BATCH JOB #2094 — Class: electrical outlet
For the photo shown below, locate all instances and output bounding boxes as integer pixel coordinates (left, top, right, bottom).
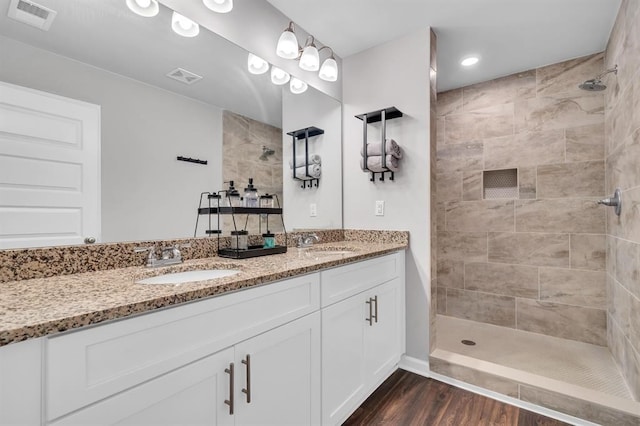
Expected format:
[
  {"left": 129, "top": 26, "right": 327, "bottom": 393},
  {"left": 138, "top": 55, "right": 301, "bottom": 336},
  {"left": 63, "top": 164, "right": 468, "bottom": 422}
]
[
  {"left": 310, "top": 203, "right": 317, "bottom": 217},
  {"left": 375, "top": 200, "right": 384, "bottom": 216}
]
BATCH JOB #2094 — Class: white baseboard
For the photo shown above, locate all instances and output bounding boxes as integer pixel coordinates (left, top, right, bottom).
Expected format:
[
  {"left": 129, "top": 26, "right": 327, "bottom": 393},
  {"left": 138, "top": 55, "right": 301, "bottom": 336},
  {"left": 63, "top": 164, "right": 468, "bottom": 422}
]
[{"left": 398, "top": 355, "right": 429, "bottom": 377}]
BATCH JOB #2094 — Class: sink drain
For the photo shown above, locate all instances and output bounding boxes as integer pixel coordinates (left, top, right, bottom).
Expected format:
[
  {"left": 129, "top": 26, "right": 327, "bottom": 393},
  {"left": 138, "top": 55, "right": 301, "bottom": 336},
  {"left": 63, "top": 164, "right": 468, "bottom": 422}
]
[{"left": 461, "top": 339, "right": 476, "bottom": 346}]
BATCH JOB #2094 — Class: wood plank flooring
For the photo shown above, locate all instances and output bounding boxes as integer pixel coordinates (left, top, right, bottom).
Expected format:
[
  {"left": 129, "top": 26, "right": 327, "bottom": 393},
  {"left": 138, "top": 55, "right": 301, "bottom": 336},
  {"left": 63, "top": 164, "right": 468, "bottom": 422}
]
[{"left": 343, "top": 370, "right": 569, "bottom": 426}]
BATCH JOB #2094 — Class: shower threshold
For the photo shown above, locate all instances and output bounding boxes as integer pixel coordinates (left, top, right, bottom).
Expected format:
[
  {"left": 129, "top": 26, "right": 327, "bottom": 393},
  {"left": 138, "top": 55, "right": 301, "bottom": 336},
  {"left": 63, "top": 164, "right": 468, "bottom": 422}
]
[{"left": 431, "top": 315, "right": 640, "bottom": 425}]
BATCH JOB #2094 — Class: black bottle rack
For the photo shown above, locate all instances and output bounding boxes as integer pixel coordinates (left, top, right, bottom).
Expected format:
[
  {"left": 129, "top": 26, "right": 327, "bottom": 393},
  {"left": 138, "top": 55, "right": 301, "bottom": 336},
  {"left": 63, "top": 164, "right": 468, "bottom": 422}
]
[
  {"left": 194, "top": 193, "right": 287, "bottom": 259},
  {"left": 355, "top": 106, "right": 403, "bottom": 182},
  {"left": 287, "top": 126, "right": 324, "bottom": 189}
]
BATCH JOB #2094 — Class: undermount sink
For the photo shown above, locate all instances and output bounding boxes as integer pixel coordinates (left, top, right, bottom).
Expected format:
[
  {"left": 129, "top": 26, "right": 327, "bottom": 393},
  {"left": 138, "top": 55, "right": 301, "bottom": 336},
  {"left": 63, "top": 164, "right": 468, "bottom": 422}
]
[
  {"left": 136, "top": 269, "right": 241, "bottom": 285},
  {"left": 303, "top": 246, "right": 358, "bottom": 256}
]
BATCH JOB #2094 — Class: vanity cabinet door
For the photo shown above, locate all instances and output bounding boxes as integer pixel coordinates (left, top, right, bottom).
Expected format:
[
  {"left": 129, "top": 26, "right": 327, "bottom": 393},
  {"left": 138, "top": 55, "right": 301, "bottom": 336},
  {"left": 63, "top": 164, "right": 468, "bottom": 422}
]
[
  {"left": 49, "top": 347, "right": 235, "bottom": 426},
  {"left": 233, "top": 312, "right": 321, "bottom": 426}
]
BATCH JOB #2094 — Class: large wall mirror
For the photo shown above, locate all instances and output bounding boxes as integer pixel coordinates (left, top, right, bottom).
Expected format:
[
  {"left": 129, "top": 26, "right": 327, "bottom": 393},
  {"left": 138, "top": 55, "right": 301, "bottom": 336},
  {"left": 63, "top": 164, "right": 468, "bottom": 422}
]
[{"left": 0, "top": 0, "right": 342, "bottom": 249}]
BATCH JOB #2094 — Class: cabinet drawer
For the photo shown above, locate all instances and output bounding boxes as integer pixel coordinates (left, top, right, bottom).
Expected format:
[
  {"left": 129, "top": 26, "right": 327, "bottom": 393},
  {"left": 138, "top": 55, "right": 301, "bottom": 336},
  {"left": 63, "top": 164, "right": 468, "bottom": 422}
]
[
  {"left": 320, "top": 252, "right": 402, "bottom": 307},
  {"left": 46, "top": 273, "right": 320, "bottom": 421}
]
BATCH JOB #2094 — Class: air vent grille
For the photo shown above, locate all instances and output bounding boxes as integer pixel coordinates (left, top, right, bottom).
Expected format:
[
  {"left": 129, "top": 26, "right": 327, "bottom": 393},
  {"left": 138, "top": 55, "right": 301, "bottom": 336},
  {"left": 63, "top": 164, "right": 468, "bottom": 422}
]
[
  {"left": 166, "top": 68, "right": 203, "bottom": 85},
  {"left": 7, "top": 0, "right": 57, "bottom": 31}
]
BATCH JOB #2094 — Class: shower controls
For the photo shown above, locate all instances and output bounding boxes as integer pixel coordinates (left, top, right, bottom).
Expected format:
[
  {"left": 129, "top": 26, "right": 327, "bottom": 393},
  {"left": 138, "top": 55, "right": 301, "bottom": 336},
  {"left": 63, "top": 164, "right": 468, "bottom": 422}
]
[{"left": 597, "top": 188, "right": 622, "bottom": 216}]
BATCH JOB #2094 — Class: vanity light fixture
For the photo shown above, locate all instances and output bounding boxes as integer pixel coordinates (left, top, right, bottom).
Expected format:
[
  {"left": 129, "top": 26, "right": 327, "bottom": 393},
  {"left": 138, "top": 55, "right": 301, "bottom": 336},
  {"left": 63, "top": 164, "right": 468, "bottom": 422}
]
[
  {"left": 276, "top": 21, "right": 299, "bottom": 59},
  {"left": 247, "top": 53, "right": 269, "bottom": 75},
  {"left": 126, "top": 0, "right": 159, "bottom": 17},
  {"left": 318, "top": 47, "right": 338, "bottom": 82},
  {"left": 271, "top": 66, "right": 291, "bottom": 85},
  {"left": 202, "top": 0, "right": 233, "bottom": 13},
  {"left": 290, "top": 77, "right": 308, "bottom": 94},
  {"left": 461, "top": 56, "right": 479, "bottom": 67},
  {"left": 171, "top": 11, "right": 199, "bottom": 37},
  {"left": 299, "top": 36, "right": 319, "bottom": 71}
]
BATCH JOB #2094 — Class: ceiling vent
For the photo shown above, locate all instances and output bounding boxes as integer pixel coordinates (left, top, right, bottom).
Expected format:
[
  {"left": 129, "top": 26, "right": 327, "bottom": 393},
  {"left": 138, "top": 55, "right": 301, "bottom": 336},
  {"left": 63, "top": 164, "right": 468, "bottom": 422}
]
[
  {"left": 7, "top": 0, "right": 57, "bottom": 31},
  {"left": 166, "top": 68, "right": 203, "bottom": 85}
]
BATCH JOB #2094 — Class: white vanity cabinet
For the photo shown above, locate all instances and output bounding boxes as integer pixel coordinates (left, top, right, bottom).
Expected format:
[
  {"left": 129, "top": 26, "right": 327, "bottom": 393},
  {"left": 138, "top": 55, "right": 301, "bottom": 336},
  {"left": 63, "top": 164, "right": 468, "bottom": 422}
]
[{"left": 320, "top": 252, "right": 405, "bottom": 425}]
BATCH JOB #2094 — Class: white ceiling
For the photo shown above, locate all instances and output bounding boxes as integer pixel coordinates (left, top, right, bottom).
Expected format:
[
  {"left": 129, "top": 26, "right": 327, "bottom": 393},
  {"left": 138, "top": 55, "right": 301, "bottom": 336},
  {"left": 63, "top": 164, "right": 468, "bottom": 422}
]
[{"left": 266, "top": 0, "right": 622, "bottom": 92}]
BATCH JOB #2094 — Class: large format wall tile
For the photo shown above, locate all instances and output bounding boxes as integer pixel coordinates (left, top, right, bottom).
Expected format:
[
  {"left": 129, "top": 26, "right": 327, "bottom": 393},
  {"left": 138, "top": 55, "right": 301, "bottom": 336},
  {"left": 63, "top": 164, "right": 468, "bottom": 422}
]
[
  {"left": 615, "top": 237, "right": 639, "bottom": 298},
  {"left": 462, "top": 170, "right": 483, "bottom": 201},
  {"left": 517, "top": 299, "right": 606, "bottom": 345},
  {"left": 516, "top": 199, "right": 605, "bottom": 234},
  {"left": 620, "top": 186, "right": 640, "bottom": 249},
  {"left": 539, "top": 267, "right": 606, "bottom": 309},
  {"left": 437, "top": 259, "right": 464, "bottom": 289},
  {"left": 488, "top": 232, "right": 570, "bottom": 267},
  {"left": 518, "top": 167, "right": 536, "bottom": 199},
  {"left": 462, "top": 70, "right": 536, "bottom": 112},
  {"left": 536, "top": 53, "right": 604, "bottom": 99},
  {"left": 514, "top": 95, "right": 604, "bottom": 133},
  {"left": 608, "top": 275, "right": 631, "bottom": 334},
  {"left": 570, "top": 233, "right": 606, "bottom": 271},
  {"left": 436, "top": 172, "right": 462, "bottom": 202},
  {"left": 437, "top": 88, "right": 463, "bottom": 117},
  {"left": 607, "top": 128, "right": 640, "bottom": 194},
  {"left": 438, "top": 231, "right": 487, "bottom": 262},
  {"left": 446, "top": 288, "right": 516, "bottom": 327},
  {"left": 464, "top": 262, "right": 538, "bottom": 298},
  {"left": 536, "top": 161, "right": 605, "bottom": 198},
  {"left": 445, "top": 104, "right": 514, "bottom": 144},
  {"left": 445, "top": 200, "right": 514, "bottom": 232},
  {"left": 566, "top": 123, "right": 605, "bottom": 162},
  {"left": 437, "top": 142, "right": 484, "bottom": 172},
  {"left": 483, "top": 129, "right": 565, "bottom": 169},
  {"left": 629, "top": 293, "right": 640, "bottom": 355}
]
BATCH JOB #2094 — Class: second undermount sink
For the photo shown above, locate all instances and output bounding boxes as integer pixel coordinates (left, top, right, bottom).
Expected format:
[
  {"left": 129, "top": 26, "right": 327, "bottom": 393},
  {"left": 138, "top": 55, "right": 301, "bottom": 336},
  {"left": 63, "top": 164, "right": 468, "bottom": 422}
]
[
  {"left": 136, "top": 269, "right": 241, "bottom": 285},
  {"left": 304, "top": 246, "right": 358, "bottom": 256}
]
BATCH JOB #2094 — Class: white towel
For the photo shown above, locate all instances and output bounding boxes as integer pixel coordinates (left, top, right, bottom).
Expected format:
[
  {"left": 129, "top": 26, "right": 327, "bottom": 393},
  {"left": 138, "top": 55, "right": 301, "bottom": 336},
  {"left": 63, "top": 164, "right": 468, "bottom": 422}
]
[
  {"left": 360, "top": 139, "right": 402, "bottom": 159},
  {"left": 288, "top": 154, "right": 321, "bottom": 169},
  {"left": 293, "top": 164, "right": 321, "bottom": 180},
  {"left": 360, "top": 155, "right": 400, "bottom": 172}
]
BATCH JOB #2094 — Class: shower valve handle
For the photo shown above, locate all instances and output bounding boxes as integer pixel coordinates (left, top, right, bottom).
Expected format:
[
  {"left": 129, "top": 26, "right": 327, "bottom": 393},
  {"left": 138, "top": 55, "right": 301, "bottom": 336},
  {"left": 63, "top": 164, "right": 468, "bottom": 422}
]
[{"left": 597, "top": 188, "right": 622, "bottom": 216}]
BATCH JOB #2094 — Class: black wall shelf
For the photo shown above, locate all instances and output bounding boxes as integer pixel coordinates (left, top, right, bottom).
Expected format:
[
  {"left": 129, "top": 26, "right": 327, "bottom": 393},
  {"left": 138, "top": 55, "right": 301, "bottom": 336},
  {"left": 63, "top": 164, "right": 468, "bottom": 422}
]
[
  {"left": 287, "top": 126, "right": 324, "bottom": 189},
  {"left": 287, "top": 126, "right": 325, "bottom": 139},
  {"left": 355, "top": 107, "right": 403, "bottom": 124},
  {"left": 355, "top": 106, "right": 403, "bottom": 182}
]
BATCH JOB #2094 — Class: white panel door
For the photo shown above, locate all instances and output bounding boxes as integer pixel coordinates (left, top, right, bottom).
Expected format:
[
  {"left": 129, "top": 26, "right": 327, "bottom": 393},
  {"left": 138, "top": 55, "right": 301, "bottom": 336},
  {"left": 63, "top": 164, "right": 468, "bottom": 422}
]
[{"left": 0, "top": 81, "right": 100, "bottom": 248}]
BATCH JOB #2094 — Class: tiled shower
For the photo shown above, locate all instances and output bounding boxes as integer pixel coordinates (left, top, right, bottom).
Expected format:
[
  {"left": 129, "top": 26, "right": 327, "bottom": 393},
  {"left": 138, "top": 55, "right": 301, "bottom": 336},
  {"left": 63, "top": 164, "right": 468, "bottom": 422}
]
[{"left": 432, "top": 0, "right": 639, "bottom": 418}]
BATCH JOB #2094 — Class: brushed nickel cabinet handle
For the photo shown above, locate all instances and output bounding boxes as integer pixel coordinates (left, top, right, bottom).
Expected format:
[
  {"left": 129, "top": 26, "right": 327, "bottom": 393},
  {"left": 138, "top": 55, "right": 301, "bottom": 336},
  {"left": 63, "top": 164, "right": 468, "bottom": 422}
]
[
  {"left": 242, "top": 354, "right": 251, "bottom": 403},
  {"left": 373, "top": 295, "right": 378, "bottom": 323},
  {"left": 365, "top": 298, "right": 373, "bottom": 326},
  {"left": 224, "top": 362, "right": 235, "bottom": 415}
]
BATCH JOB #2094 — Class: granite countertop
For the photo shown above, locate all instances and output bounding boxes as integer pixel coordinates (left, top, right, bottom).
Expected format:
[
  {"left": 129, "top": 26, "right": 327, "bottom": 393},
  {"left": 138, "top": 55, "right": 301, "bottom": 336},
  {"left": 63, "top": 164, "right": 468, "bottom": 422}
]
[{"left": 0, "top": 240, "right": 406, "bottom": 347}]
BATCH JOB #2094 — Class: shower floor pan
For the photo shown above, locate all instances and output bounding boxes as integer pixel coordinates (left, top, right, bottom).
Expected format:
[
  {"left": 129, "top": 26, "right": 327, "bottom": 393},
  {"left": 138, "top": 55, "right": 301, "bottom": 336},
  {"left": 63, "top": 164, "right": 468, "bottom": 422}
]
[{"left": 431, "top": 315, "right": 640, "bottom": 422}]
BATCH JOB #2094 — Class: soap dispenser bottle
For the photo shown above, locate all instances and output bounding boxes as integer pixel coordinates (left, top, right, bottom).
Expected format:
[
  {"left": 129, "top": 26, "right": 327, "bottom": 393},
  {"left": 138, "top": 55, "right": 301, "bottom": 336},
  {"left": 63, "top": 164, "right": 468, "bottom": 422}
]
[
  {"left": 243, "top": 178, "right": 259, "bottom": 207},
  {"left": 225, "top": 181, "right": 242, "bottom": 208}
]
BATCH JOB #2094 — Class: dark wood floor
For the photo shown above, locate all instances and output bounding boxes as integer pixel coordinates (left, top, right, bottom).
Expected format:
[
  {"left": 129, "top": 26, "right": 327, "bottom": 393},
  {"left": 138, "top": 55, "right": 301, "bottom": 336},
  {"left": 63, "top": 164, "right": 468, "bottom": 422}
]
[{"left": 343, "top": 370, "right": 569, "bottom": 426}]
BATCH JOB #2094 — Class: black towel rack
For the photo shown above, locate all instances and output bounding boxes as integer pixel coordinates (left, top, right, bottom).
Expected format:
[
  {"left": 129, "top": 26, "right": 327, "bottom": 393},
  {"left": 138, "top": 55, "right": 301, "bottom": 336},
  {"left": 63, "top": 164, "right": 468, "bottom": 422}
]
[
  {"left": 355, "top": 106, "right": 403, "bottom": 182},
  {"left": 287, "top": 126, "right": 324, "bottom": 189}
]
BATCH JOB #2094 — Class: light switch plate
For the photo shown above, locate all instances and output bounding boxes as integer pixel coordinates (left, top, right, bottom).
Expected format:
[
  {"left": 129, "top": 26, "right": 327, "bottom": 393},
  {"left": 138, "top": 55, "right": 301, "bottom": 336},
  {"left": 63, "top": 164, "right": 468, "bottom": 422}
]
[
  {"left": 310, "top": 203, "right": 317, "bottom": 217},
  {"left": 375, "top": 200, "right": 384, "bottom": 216}
]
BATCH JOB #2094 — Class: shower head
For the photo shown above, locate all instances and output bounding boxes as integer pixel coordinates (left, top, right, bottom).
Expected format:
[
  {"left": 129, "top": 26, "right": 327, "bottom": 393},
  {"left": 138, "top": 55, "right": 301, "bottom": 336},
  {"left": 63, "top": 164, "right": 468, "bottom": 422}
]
[
  {"left": 578, "top": 65, "right": 618, "bottom": 91},
  {"left": 259, "top": 146, "right": 275, "bottom": 161}
]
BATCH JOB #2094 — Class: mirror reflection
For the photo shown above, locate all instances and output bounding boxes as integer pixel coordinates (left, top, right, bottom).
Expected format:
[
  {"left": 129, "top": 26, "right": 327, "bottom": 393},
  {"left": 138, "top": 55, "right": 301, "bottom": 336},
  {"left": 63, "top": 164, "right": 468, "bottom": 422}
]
[{"left": 0, "top": 0, "right": 342, "bottom": 249}]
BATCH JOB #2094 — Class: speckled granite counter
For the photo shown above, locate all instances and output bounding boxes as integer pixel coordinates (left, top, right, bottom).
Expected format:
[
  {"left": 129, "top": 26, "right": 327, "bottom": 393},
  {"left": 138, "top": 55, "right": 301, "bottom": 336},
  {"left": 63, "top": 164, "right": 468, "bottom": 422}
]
[{"left": 0, "top": 239, "right": 407, "bottom": 347}]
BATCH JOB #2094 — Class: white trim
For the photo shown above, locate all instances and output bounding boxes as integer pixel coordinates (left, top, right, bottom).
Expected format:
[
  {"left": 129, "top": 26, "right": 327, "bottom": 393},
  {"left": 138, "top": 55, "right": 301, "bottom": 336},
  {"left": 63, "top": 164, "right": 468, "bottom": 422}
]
[{"left": 399, "top": 355, "right": 429, "bottom": 377}]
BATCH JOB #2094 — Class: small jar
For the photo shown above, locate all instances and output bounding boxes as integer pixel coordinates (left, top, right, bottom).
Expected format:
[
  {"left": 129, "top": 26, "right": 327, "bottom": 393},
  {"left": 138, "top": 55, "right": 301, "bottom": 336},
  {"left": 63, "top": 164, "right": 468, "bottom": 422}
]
[
  {"left": 227, "top": 192, "right": 242, "bottom": 208},
  {"left": 262, "top": 232, "right": 276, "bottom": 249},
  {"left": 230, "top": 230, "right": 248, "bottom": 250},
  {"left": 243, "top": 178, "right": 259, "bottom": 208},
  {"left": 259, "top": 194, "right": 274, "bottom": 209}
]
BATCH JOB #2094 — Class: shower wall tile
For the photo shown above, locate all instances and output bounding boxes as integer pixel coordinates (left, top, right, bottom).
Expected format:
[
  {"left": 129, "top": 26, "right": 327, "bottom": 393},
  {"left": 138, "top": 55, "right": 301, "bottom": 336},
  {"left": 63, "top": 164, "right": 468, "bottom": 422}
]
[
  {"left": 445, "top": 200, "right": 514, "bottom": 232},
  {"left": 436, "top": 172, "right": 462, "bottom": 202},
  {"left": 570, "top": 233, "right": 606, "bottom": 271},
  {"left": 464, "top": 262, "right": 538, "bottom": 299},
  {"left": 629, "top": 294, "right": 640, "bottom": 355},
  {"left": 514, "top": 95, "right": 604, "bottom": 133},
  {"left": 444, "top": 104, "right": 514, "bottom": 144},
  {"left": 536, "top": 53, "right": 604, "bottom": 99},
  {"left": 488, "top": 232, "right": 570, "bottom": 268},
  {"left": 446, "top": 288, "right": 516, "bottom": 327},
  {"left": 625, "top": 339, "right": 640, "bottom": 400},
  {"left": 436, "top": 286, "right": 447, "bottom": 315},
  {"left": 437, "top": 88, "right": 463, "bottom": 117},
  {"left": 515, "top": 199, "right": 605, "bottom": 234},
  {"left": 516, "top": 299, "right": 606, "bottom": 345},
  {"left": 437, "top": 231, "right": 487, "bottom": 262},
  {"left": 621, "top": 186, "right": 640, "bottom": 249},
  {"left": 536, "top": 161, "right": 605, "bottom": 198},
  {"left": 483, "top": 129, "right": 565, "bottom": 169},
  {"left": 609, "top": 83, "right": 635, "bottom": 154},
  {"left": 437, "top": 259, "right": 464, "bottom": 289},
  {"left": 436, "top": 202, "right": 446, "bottom": 231},
  {"left": 607, "top": 235, "right": 617, "bottom": 277},
  {"left": 462, "top": 170, "right": 483, "bottom": 201},
  {"left": 539, "top": 268, "right": 606, "bottom": 309},
  {"left": 462, "top": 70, "right": 536, "bottom": 112},
  {"left": 606, "top": 129, "right": 640, "bottom": 194},
  {"left": 429, "top": 357, "right": 519, "bottom": 397},
  {"left": 518, "top": 167, "right": 536, "bottom": 199},
  {"left": 615, "top": 237, "right": 640, "bottom": 297},
  {"left": 519, "top": 385, "right": 640, "bottom": 426},
  {"left": 436, "top": 141, "right": 484, "bottom": 172},
  {"left": 565, "top": 123, "right": 605, "bottom": 162},
  {"left": 608, "top": 275, "right": 630, "bottom": 334}
]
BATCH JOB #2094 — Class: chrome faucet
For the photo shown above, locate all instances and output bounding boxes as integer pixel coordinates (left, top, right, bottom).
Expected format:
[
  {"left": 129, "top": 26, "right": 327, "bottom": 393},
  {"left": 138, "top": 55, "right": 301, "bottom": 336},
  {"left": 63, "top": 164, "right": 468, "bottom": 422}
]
[
  {"left": 297, "top": 233, "right": 320, "bottom": 248},
  {"left": 135, "top": 244, "right": 191, "bottom": 267}
]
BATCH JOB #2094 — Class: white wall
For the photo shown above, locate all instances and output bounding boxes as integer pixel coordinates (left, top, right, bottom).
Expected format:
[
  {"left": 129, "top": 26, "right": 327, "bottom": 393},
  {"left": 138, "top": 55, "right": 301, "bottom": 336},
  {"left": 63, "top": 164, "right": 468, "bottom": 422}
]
[
  {"left": 282, "top": 87, "right": 342, "bottom": 230},
  {"left": 0, "top": 36, "right": 222, "bottom": 243},
  {"left": 342, "top": 29, "right": 431, "bottom": 360}
]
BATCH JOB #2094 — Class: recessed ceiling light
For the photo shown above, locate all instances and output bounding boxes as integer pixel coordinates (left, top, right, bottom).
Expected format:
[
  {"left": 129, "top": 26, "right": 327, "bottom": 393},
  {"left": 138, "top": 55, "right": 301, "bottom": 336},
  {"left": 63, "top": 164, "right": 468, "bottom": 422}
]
[{"left": 461, "top": 56, "right": 479, "bottom": 67}]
